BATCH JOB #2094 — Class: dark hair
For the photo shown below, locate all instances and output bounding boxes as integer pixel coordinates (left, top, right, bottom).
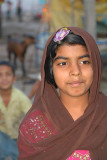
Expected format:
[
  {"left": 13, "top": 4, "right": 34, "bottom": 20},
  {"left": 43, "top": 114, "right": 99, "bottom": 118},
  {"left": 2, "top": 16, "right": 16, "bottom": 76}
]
[
  {"left": 44, "top": 31, "right": 86, "bottom": 88},
  {"left": 0, "top": 60, "right": 15, "bottom": 75}
]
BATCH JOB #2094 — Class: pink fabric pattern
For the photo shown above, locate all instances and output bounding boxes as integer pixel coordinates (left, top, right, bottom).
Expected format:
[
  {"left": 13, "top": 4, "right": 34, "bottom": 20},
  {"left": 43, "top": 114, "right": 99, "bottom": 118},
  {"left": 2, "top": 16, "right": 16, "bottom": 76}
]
[{"left": 67, "top": 150, "right": 91, "bottom": 160}]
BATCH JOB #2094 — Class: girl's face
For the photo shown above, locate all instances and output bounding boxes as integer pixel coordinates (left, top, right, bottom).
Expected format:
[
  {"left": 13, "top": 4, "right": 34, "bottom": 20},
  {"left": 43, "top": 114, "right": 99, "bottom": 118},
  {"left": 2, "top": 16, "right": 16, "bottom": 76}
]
[{"left": 53, "top": 44, "right": 93, "bottom": 99}]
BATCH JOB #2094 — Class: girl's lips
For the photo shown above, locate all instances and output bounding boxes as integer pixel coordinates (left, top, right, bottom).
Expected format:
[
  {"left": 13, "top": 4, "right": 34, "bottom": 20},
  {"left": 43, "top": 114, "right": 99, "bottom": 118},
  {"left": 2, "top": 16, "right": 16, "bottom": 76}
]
[{"left": 68, "top": 81, "right": 83, "bottom": 87}]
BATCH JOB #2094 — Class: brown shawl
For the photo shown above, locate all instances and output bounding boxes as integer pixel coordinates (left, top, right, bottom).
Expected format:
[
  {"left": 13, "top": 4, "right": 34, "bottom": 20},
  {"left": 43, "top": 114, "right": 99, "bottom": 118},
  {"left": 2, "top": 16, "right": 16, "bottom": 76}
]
[{"left": 18, "top": 27, "right": 107, "bottom": 160}]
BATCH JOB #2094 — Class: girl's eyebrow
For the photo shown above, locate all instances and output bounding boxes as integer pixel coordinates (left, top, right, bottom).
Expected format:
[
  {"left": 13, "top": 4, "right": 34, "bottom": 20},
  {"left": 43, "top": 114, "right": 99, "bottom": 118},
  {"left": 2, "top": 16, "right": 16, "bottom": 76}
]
[
  {"left": 54, "top": 54, "right": 90, "bottom": 62},
  {"left": 79, "top": 54, "right": 90, "bottom": 59},
  {"left": 53, "top": 56, "right": 68, "bottom": 62}
]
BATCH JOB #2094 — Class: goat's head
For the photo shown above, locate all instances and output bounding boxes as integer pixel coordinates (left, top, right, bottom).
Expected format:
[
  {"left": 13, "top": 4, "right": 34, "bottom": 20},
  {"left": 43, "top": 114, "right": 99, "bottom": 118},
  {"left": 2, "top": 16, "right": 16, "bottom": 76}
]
[{"left": 24, "top": 34, "right": 35, "bottom": 45}]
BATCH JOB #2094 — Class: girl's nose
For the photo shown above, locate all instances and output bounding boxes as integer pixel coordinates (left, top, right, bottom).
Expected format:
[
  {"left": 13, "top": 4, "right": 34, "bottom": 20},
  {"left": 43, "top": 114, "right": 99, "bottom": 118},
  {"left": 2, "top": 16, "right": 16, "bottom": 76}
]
[{"left": 69, "top": 63, "right": 81, "bottom": 76}]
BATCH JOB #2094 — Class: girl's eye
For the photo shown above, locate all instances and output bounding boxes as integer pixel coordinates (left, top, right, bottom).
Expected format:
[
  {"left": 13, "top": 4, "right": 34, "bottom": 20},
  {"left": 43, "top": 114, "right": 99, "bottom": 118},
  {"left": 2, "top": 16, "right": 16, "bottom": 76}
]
[
  {"left": 80, "top": 60, "right": 90, "bottom": 64},
  {"left": 58, "top": 62, "right": 67, "bottom": 66}
]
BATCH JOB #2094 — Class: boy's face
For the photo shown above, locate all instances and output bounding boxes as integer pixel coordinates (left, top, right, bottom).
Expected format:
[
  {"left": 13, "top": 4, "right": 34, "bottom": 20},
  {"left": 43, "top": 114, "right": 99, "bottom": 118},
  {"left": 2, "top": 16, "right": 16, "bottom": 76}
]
[
  {"left": 53, "top": 44, "right": 93, "bottom": 99},
  {"left": 0, "top": 65, "right": 16, "bottom": 91}
]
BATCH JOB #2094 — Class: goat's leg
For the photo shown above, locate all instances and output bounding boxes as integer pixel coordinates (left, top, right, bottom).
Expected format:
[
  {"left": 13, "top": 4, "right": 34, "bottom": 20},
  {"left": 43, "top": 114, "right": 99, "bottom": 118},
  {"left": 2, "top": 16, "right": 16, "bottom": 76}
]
[
  {"left": 19, "top": 56, "right": 26, "bottom": 76},
  {"left": 8, "top": 51, "right": 12, "bottom": 62},
  {"left": 21, "top": 60, "right": 26, "bottom": 76},
  {"left": 14, "top": 54, "right": 17, "bottom": 69}
]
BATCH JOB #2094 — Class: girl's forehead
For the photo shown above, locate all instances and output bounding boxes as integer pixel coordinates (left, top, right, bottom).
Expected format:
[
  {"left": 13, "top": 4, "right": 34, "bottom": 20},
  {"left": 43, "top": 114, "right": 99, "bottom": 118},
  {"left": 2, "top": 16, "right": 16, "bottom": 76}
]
[
  {"left": 56, "top": 44, "right": 87, "bottom": 52},
  {"left": 55, "top": 44, "right": 89, "bottom": 59}
]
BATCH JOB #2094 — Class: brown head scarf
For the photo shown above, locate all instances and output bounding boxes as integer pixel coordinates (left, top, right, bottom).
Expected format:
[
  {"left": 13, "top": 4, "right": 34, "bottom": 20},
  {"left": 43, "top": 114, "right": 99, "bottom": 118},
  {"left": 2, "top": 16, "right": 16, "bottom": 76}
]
[{"left": 18, "top": 27, "right": 107, "bottom": 160}]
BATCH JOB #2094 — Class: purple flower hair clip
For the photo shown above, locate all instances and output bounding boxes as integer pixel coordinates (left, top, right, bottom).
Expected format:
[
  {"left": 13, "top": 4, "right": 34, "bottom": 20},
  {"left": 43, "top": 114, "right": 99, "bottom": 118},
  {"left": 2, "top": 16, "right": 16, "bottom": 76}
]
[{"left": 53, "top": 27, "right": 70, "bottom": 42}]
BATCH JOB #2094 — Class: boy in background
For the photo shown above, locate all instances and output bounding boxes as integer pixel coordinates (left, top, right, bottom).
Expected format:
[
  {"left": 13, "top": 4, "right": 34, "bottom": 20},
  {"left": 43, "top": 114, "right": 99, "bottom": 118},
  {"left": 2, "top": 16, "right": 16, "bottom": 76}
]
[{"left": 0, "top": 61, "right": 32, "bottom": 160}]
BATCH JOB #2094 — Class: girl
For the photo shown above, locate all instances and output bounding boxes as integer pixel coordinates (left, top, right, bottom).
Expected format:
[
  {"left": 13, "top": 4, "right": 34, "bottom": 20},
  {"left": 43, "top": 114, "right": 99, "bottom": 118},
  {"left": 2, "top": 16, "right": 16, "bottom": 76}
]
[{"left": 17, "top": 27, "right": 107, "bottom": 160}]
